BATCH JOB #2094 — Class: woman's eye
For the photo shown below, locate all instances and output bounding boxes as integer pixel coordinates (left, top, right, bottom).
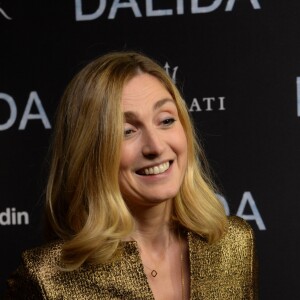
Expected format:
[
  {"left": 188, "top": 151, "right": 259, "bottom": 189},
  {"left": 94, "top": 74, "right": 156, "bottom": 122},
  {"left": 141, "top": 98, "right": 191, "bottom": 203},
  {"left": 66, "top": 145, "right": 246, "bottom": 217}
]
[
  {"left": 124, "top": 128, "right": 135, "bottom": 137},
  {"left": 162, "top": 118, "right": 175, "bottom": 126}
]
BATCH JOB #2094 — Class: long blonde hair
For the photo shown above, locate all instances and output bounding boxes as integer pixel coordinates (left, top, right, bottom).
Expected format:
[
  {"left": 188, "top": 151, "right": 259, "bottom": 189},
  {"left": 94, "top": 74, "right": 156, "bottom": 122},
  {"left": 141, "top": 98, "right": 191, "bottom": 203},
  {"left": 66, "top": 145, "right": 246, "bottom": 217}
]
[{"left": 46, "top": 51, "right": 227, "bottom": 270}]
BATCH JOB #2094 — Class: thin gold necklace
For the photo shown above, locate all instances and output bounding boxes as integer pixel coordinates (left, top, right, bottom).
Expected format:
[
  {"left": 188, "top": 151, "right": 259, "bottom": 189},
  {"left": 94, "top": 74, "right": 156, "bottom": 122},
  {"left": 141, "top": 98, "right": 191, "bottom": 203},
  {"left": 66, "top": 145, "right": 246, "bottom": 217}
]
[
  {"left": 143, "top": 263, "right": 159, "bottom": 277},
  {"left": 140, "top": 243, "right": 170, "bottom": 277},
  {"left": 138, "top": 232, "right": 185, "bottom": 299}
]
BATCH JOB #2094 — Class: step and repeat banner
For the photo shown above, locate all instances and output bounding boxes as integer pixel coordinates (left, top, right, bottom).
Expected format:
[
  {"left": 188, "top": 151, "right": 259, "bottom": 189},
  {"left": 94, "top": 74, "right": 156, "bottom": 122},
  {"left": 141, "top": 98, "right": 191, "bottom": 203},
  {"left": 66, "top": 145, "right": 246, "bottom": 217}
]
[{"left": 1, "top": 0, "right": 300, "bottom": 298}]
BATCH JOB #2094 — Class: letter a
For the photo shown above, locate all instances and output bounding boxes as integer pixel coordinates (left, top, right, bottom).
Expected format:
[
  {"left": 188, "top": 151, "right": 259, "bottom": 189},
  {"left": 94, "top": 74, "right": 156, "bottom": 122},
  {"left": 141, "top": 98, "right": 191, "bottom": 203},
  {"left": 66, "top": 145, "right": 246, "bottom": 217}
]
[
  {"left": 189, "top": 98, "right": 202, "bottom": 112},
  {"left": 236, "top": 191, "right": 266, "bottom": 230},
  {"left": 108, "top": 0, "right": 142, "bottom": 19},
  {"left": 225, "top": 0, "right": 261, "bottom": 11},
  {"left": 75, "top": 0, "right": 106, "bottom": 21},
  {"left": 19, "top": 91, "right": 51, "bottom": 130}
]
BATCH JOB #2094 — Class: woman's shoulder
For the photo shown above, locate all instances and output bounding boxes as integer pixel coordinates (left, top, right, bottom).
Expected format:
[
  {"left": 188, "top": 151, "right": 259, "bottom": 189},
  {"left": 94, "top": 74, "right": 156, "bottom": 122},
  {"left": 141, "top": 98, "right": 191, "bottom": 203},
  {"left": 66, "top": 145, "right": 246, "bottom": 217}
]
[
  {"left": 227, "top": 215, "right": 253, "bottom": 231},
  {"left": 212, "top": 215, "right": 256, "bottom": 255},
  {"left": 187, "top": 216, "right": 255, "bottom": 258},
  {"left": 188, "top": 216, "right": 256, "bottom": 275},
  {"left": 226, "top": 215, "right": 254, "bottom": 242},
  {"left": 188, "top": 215, "right": 255, "bottom": 254},
  {"left": 5, "top": 241, "right": 63, "bottom": 299},
  {"left": 22, "top": 240, "right": 63, "bottom": 269}
]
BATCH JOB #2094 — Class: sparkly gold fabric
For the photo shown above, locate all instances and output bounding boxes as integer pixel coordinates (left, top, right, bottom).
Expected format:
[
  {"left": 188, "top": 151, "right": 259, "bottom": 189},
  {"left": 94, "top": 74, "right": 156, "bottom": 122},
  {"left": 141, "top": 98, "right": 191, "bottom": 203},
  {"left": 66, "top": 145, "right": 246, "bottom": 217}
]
[{"left": 5, "top": 216, "right": 257, "bottom": 299}]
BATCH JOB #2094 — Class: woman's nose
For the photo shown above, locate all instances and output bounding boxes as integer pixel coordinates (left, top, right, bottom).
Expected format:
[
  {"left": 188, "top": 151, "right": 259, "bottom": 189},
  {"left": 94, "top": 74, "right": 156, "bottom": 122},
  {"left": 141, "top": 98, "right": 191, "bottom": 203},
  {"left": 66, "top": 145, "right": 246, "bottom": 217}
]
[{"left": 141, "top": 128, "right": 165, "bottom": 159}]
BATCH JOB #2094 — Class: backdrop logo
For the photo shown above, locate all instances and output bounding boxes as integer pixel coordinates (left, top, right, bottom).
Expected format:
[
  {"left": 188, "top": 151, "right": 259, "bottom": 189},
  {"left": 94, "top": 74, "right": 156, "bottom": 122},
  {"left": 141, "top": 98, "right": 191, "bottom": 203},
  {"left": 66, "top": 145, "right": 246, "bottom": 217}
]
[
  {"left": 189, "top": 97, "right": 226, "bottom": 112},
  {"left": 164, "top": 62, "right": 178, "bottom": 83},
  {"left": 297, "top": 77, "right": 300, "bottom": 117},
  {"left": 75, "top": 0, "right": 262, "bottom": 21},
  {"left": 164, "top": 62, "right": 226, "bottom": 112},
  {"left": 0, "top": 91, "right": 51, "bottom": 131},
  {"left": 0, "top": 5, "right": 12, "bottom": 20},
  {"left": 218, "top": 191, "right": 266, "bottom": 230},
  {"left": 0, "top": 208, "right": 29, "bottom": 226}
]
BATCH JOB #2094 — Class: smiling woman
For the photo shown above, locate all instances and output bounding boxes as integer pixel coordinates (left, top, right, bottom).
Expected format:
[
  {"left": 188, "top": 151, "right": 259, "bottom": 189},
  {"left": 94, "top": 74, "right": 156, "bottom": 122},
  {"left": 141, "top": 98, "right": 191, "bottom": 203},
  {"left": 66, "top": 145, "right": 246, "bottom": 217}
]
[{"left": 5, "top": 52, "right": 257, "bottom": 299}]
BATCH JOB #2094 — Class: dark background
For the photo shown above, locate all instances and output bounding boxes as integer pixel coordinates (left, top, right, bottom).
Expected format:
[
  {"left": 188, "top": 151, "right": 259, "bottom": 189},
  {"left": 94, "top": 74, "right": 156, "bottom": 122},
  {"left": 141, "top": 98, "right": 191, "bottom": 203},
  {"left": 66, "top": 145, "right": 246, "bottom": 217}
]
[{"left": 1, "top": 0, "right": 300, "bottom": 298}]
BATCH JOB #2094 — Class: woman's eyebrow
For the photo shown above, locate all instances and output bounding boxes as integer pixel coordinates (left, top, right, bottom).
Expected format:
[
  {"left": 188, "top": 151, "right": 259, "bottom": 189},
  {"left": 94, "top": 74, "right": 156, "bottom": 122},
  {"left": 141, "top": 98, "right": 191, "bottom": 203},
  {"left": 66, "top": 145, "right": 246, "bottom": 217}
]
[
  {"left": 153, "top": 98, "right": 175, "bottom": 111},
  {"left": 123, "top": 98, "right": 175, "bottom": 121},
  {"left": 123, "top": 111, "right": 137, "bottom": 122}
]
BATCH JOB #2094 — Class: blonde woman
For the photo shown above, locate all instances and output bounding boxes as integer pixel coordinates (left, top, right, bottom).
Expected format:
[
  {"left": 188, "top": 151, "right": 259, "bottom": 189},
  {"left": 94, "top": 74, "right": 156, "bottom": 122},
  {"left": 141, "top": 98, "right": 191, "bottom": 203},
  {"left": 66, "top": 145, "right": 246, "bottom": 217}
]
[{"left": 6, "top": 52, "right": 257, "bottom": 299}]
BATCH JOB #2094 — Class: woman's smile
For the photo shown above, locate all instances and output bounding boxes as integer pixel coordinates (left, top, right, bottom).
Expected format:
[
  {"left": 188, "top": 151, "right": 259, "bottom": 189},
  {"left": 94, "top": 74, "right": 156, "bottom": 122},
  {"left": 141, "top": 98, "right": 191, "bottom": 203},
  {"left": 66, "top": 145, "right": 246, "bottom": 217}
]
[{"left": 136, "top": 161, "right": 171, "bottom": 176}]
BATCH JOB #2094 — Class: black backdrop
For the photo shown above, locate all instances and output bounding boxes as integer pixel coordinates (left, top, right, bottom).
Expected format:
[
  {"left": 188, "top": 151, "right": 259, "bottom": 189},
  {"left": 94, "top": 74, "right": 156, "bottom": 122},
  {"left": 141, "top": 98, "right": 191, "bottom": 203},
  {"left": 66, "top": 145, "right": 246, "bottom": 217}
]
[{"left": 1, "top": 1, "right": 300, "bottom": 298}]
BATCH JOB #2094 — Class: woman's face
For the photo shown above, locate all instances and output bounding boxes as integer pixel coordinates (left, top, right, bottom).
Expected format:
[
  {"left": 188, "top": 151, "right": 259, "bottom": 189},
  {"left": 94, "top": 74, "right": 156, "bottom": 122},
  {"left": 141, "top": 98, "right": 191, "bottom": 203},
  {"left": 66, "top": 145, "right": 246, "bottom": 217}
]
[{"left": 119, "top": 73, "right": 188, "bottom": 209}]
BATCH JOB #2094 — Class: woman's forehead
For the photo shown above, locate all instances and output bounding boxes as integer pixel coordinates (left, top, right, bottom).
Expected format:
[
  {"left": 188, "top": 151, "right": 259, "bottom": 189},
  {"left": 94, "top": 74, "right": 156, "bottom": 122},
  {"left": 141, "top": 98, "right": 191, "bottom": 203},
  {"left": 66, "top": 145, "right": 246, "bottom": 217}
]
[{"left": 122, "top": 74, "right": 172, "bottom": 105}]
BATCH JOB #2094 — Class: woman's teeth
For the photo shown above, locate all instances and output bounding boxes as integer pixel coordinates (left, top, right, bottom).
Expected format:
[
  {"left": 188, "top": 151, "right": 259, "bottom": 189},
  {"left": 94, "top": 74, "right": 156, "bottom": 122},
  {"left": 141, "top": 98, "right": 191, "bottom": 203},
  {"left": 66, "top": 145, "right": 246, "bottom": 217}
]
[{"left": 143, "top": 161, "right": 170, "bottom": 175}]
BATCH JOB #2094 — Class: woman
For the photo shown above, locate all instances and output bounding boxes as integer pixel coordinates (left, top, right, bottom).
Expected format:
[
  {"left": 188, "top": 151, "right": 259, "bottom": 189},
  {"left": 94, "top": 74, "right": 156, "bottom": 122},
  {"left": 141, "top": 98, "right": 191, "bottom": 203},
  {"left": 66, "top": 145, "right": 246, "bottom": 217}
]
[{"left": 6, "top": 52, "right": 257, "bottom": 299}]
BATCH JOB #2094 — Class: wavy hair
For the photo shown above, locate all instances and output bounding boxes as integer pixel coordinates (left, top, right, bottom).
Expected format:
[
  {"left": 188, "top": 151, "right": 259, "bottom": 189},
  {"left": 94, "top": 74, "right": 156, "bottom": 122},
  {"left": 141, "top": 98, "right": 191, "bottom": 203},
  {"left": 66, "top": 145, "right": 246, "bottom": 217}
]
[{"left": 45, "top": 51, "right": 227, "bottom": 270}]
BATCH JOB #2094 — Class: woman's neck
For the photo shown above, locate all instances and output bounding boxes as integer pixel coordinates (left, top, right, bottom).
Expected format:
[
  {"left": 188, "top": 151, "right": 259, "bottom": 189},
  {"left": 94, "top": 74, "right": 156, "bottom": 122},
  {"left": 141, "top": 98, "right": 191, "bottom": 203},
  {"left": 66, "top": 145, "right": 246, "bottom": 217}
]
[{"left": 128, "top": 200, "right": 176, "bottom": 249}]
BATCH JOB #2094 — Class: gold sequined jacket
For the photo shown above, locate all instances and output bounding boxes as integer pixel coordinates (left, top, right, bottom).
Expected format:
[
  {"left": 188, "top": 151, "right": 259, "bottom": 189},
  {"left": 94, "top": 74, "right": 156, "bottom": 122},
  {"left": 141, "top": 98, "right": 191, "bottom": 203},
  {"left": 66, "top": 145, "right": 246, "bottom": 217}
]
[{"left": 5, "top": 216, "right": 257, "bottom": 299}]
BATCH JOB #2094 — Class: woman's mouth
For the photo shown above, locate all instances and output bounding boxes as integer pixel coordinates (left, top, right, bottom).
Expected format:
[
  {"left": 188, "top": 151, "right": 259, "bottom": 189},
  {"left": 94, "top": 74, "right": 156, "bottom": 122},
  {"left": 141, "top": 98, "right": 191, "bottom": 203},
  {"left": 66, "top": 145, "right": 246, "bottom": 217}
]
[{"left": 136, "top": 161, "right": 171, "bottom": 175}]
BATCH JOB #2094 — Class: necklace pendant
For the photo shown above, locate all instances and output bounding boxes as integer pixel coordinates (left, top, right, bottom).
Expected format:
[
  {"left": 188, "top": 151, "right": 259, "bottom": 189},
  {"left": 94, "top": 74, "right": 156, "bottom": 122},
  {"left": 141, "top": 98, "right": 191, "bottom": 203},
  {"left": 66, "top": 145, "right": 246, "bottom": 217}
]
[{"left": 151, "top": 270, "right": 158, "bottom": 277}]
